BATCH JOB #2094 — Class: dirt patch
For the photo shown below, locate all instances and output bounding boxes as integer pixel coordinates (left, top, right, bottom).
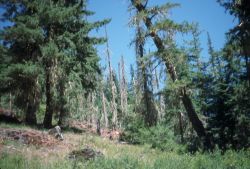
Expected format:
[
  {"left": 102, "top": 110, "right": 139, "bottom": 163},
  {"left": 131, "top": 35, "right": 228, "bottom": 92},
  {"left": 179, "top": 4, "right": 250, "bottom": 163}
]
[
  {"left": 0, "top": 128, "right": 61, "bottom": 147},
  {"left": 69, "top": 146, "right": 104, "bottom": 160},
  {"left": 69, "top": 121, "right": 122, "bottom": 140},
  {"left": 0, "top": 124, "right": 126, "bottom": 162},
  {"left": 0, "top": 127, "right": 77, "bottom": 161}
]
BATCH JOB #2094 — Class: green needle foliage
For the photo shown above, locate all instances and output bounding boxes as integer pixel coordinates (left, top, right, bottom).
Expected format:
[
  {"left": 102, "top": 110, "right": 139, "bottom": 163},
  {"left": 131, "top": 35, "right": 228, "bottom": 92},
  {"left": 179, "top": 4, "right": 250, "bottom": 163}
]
[
  {"left": 0, "top": 0, "right": 249, "bottom": 154},
  {"left": 0, "top": 0, "right": 109, "bottom": 128}
]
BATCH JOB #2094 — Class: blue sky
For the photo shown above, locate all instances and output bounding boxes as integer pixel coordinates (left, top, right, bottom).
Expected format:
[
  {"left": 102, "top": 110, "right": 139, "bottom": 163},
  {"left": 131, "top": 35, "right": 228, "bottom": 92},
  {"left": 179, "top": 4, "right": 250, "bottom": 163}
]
[
  {"left": 88, "top": 0, "right": 236, "bottom": 76},
  {"left": 0, "top": 1, "right": 236, "bottom": 77}
]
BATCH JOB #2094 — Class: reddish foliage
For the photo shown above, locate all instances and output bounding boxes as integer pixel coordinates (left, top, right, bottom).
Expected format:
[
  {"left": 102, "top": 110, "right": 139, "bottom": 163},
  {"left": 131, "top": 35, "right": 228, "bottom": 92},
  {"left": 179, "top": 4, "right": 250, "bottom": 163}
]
[
  {"left": 69, "top": 121, "right": 122, "bottom": 140},
  {"left": 0, "top": 128, "right": 60, "bottom": 147}
]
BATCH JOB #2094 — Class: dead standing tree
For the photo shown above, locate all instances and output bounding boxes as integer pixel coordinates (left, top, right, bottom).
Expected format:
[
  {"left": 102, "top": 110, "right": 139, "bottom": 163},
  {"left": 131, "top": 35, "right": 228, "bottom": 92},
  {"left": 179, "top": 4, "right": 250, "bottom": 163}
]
[
  {"left": 100, "top": 82, "right": 109, "bottom": 128},
  {"left": 119, "top": 56, "right": 128, "bottom": 117},
  {"left": 105, "top": 26, "right": 118, "bottom": 129}
]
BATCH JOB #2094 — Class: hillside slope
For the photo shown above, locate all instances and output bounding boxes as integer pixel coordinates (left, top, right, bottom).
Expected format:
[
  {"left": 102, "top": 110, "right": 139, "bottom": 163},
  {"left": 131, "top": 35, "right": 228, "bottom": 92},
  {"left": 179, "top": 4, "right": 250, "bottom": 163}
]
[{"left": 0, "top": 123, "right": 249, "bottom": 169}]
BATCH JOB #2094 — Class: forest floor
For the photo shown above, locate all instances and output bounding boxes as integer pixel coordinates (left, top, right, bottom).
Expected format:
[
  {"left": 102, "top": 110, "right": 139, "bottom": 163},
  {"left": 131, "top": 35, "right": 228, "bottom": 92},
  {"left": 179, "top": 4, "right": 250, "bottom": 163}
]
[{"left": 0, "top": 123, "right": 249, "bottom": 169}]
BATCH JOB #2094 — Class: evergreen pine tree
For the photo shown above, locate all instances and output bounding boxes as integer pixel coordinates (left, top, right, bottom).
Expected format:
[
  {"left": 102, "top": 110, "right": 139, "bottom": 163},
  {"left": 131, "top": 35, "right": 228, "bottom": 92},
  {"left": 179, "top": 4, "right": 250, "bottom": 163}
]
[
  {"left": 0, "top": 0, "right": 43, "bottom": 125},
  {"left": 130, "top": 0, "right": 212, "bottom": 149},
  {"left": 0, "top": 0, "right": 109, "bottom": 128}
]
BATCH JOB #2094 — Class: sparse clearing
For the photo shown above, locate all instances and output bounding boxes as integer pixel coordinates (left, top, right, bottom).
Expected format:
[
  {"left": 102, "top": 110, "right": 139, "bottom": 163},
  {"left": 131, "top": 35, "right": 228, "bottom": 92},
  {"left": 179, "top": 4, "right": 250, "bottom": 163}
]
[
  {"left": 0, "top": 123, "right": 249, "bottom": 169},
  {"left": 0, "top": 0, "right": 249, "bottom": 168}
]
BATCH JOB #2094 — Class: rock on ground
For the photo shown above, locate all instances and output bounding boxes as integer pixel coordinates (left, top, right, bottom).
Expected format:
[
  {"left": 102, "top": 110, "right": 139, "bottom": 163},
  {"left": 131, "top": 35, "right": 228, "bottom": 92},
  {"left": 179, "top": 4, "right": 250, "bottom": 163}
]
[{"left": 69, "top": 146, "right": 104, "bottom": 160}]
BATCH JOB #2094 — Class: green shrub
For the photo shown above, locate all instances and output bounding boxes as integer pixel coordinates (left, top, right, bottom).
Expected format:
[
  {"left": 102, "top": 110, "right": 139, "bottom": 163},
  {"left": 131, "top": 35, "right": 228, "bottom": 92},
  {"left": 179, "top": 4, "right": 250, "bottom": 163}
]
[
  {"left": 121, "top": 122, "right": 186, "bottom": 153},
  {"left": 120, "top": 114, "right": 145, "bottom": 144}
]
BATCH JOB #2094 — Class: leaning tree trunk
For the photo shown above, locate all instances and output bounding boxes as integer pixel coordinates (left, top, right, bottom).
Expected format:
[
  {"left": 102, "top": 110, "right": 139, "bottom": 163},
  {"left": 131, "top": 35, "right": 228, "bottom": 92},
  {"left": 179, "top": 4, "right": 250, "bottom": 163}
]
[{"left": 131, "top": 0, "right": 212, "bottom": 150}]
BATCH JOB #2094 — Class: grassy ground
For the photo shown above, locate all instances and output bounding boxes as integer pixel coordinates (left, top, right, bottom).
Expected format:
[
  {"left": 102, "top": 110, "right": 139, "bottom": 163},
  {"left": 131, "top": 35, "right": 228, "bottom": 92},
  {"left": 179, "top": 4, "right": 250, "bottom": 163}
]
[{"left": 0, "top": 123, "right": 250, "bottom": 169}]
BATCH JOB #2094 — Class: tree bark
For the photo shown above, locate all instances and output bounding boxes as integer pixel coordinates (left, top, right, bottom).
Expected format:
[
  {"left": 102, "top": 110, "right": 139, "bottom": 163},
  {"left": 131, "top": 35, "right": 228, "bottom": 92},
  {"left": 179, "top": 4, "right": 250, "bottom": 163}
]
[
  {"left": 58, "top": 77, "right": 69, "bottom": 128},
  {"left": 120, "top": 56, "right": 128, "bottom": 115},
  {"left": 101, "top": 88, "right": 108, "bottom": 128},
  {"left": 25, "top": 98, "right": 38, "bottom": 126},
  {"left": 25, "top": 79, "right": 40, "bottom": 126},
  {"left": 178, "top": 112, "right": 184, "bottom": 143},
  {"left": 136, "top": 24, "right": 157, "bottom": 126},
  {"left": 105, "top": 26, "right": 118, "bottom": 129},
  {"left": 97, "top": 118, "right": 101, "bottom": 136},
  {"left": 131, "top": 0, "right": 212, "bottom": 149},
  {"left": 43, "top": 63, "right": 53, "bottom": 129}
]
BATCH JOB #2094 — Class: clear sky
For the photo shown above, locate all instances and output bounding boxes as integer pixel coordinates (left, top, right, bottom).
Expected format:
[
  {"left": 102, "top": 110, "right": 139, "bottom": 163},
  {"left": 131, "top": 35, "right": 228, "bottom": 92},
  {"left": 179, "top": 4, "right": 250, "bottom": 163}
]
[
  {"left": 0, "top": 1, "right": 236, "bottom": 77},
  {"left": 88, "top": 0, "right": 236, "bottom": 76}
]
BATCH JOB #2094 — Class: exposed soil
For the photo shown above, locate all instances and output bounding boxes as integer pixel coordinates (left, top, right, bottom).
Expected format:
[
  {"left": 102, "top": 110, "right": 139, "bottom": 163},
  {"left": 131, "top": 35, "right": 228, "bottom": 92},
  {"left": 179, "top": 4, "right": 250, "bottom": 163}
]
[
  {"left": 69, "top": 120, "right": 121, "bottom": 140},
  {"left": 0, "top": 122, "right": 123, "bottom": 162},
  {"left": 0, "top": 128, "right": 60, "bottom": 147},
  {"left": 0, "top": 127, "right": 78, "bottom": 161}
]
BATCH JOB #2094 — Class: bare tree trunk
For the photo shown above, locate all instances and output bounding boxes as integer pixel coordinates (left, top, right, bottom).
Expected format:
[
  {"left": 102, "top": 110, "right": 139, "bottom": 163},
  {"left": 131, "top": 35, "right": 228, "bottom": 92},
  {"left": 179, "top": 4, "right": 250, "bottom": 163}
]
[
  {"left": 158, "top": 95, "right": 165, "bottom": 122},
  {"left": 105, "top": 25, "right": 118, "bottom": 129},
  {"left": 121, "top": 56, "right": 128, "bottom": 114},
  {"left": 154, "top": 69, "right": 159, "bottom": 90},
  {"left": 91, "top": 93, "right": 97, "bottom": 129},
  {"left": 118, "top": 62, "right": 123, "bottom": 112},
  {"left": 86, "top": 93, "right": 92, "bottom": 128},
  {"left": 131, "top": 0, "right": 212, "bottom": 149},
  {"left": 119, "top": 56, "right": 128, "bottom": 116},
  {"left": 101, "top": 87, "right": 108, "bottom": 128},
  {"left": 111, "top": 79, "right": 118, "bottom": 129}
]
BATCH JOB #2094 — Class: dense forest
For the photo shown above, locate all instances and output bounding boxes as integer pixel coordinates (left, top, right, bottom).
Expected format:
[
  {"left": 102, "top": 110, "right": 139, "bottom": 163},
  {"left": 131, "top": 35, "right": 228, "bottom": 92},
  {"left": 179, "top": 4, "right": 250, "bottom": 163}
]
[{"left": 0, "top": 0, "right": 249, "bottom": 165}]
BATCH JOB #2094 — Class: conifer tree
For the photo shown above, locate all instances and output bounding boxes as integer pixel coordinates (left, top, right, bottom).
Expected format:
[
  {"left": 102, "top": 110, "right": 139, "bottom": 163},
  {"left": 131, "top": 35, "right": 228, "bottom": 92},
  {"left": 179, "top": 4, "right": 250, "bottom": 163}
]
[
  {"left": 134, "top": 24, "right": 157, "bottom": 126},
  {"left": 218, "top": 0, "right": 250, "bottom": 83},
  {"left": 0, "top": 0, "right": 109, "bottom": 128},
  {"left": 0, "top": 0, "right": 43, "bottom": 125},
  {"left": 130, "top": 0, "right": 212, "bottom": 149},
  {"left": 212, "top": 0, "right": 250, "bottom": 149}
]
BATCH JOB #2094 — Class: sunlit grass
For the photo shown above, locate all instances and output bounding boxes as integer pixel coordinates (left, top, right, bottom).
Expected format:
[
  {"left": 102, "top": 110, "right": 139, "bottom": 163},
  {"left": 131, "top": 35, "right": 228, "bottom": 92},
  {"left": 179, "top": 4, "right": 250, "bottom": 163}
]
[{"left": 1, "top": 123, "right": 250, "bottom": 169}]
